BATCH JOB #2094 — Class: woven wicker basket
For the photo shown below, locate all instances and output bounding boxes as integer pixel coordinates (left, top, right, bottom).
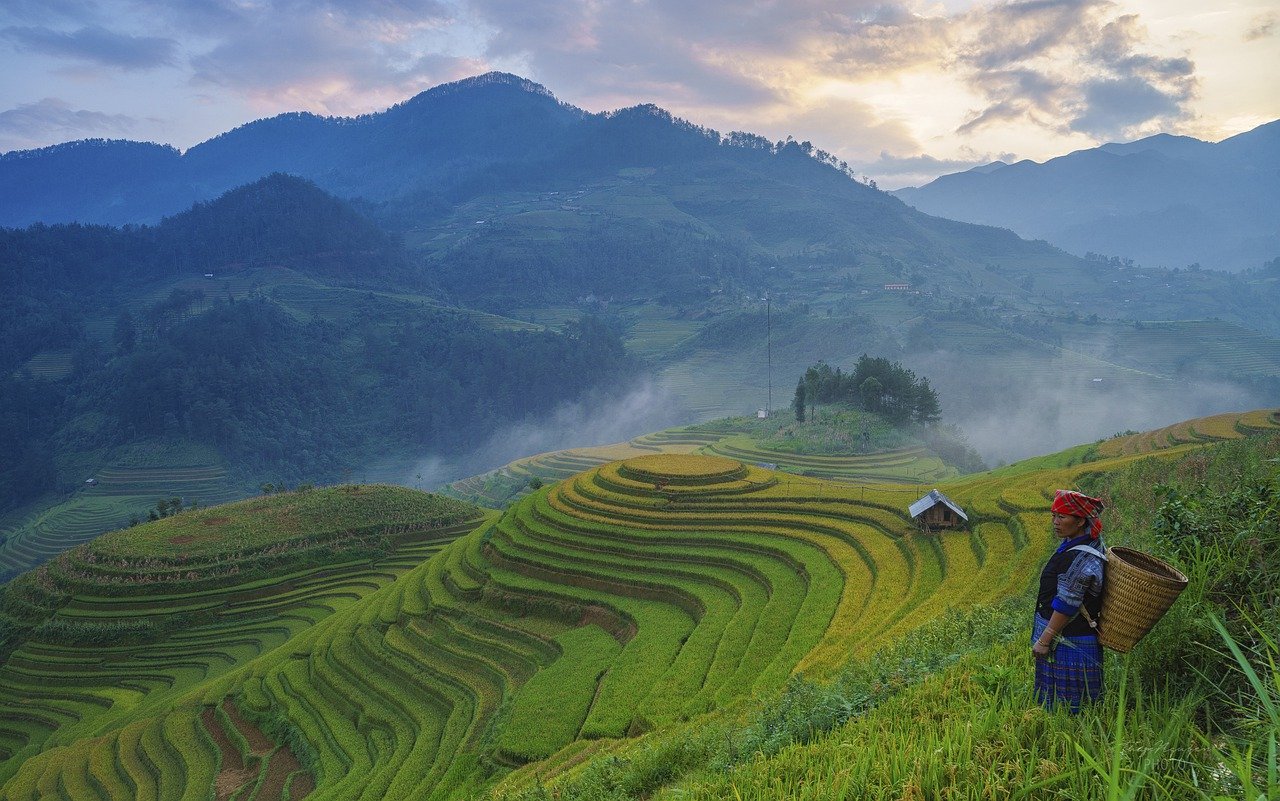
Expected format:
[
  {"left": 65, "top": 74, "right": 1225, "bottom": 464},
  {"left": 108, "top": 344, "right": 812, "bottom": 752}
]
[{"left": 1097, "top": 546, "right": 1188, "bottom": 653}]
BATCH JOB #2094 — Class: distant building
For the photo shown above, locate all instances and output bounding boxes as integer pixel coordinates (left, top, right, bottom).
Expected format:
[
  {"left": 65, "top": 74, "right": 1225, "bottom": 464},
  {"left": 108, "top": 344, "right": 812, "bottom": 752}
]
[
  {"left": 757, "top": 408, "right": 768, "bottom": 419},
  {"left": 84, "top": 478, "right": 98, "bottom": 486},
  {"left": 909, "top": 489, "right": 968, "bottom": 531},
  {"left": 203, "top": 273, "right": 214, "bottom": 279},
  {"left": 884, "top": 283, "right": 911, "bottom": 291}
]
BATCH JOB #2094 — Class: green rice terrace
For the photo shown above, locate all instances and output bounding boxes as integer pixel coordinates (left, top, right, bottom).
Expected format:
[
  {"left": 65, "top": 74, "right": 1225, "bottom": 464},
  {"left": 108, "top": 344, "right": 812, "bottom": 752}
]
[
  {"left": 0, "top": 410, "right": 1277, "bottom": 800},
  {"left": 444, "top": 408, "right": 961, "bottom": 509},
  {"left": 0, "top": 460, "right": 242, "bottom": 581}
]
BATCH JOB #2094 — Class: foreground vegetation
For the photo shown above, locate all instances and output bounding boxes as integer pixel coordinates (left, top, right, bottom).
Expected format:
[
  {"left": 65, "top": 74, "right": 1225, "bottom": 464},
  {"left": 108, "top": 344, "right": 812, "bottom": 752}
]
[{"left": 0, "top": 411, "right": 1276, "bottom": 799}]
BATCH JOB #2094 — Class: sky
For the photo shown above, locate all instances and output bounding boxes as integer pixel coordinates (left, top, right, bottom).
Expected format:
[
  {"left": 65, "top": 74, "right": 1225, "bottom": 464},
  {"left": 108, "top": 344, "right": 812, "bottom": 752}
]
[{"left": 1, "top": 0, "right": 1276, "bottom": 188}]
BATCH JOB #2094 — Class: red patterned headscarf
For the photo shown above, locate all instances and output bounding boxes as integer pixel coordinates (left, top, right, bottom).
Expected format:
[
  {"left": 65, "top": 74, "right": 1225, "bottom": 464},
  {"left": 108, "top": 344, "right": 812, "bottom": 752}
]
[{"left": 1051, "top": 490, "right": 1104, "bottom": 539}]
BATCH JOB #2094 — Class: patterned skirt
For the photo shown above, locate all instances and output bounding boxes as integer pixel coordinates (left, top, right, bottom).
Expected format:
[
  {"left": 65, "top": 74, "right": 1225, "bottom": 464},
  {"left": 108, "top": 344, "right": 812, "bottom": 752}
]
[{"left": 1032, "top": 614, "right": 1104, "bottom": 713}]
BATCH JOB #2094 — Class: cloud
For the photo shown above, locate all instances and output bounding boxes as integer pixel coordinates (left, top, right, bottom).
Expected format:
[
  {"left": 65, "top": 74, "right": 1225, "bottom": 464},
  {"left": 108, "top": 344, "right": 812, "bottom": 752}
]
[
  {"left": 0, "top": 97, "right": 137, "bottom": 149},
  {"left": 858, "top": 149, "right": 1020, "bottom": 189},
  {"left": 469, "top": 0, "right": 932, "bottom": 110},
  {"left": 179, "top": 1, "right": 480, "bottom": 115},
  {"left": 961, "top": 0, "right": 1098, "bottom": 70},
  {"left": 1, "top": 24, "right": 177, "bottom": 70},
  {"left": 471, "top": 0, "right": 791, "bottom": 109},
  {"left": 1069, "top": 76, "right": 1185, "bottom": 138},
  {"left": 823, "top": 8, "right": 952, "bottom": 75},
  {"left": 777, "top": 96, "right": 920, "bottom": 159},
  {"left": 1245, "top": 12, "right": 1277, "bottom": 41},
  {"left": 949, "top": 2, "right": 1197, "bottom": 140}
]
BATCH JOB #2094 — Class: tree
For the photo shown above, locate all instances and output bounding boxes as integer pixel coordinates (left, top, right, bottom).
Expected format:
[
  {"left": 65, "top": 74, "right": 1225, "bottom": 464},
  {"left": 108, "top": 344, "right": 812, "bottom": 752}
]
[
  {"left": 793, "top": 379, "right": 806, "bottom": 423},
  {"left": 913, "top": 378, "right": 941, "bottom": 424},
  {"left": 859, "top": 376, "right": 883, "bottom": 411}
]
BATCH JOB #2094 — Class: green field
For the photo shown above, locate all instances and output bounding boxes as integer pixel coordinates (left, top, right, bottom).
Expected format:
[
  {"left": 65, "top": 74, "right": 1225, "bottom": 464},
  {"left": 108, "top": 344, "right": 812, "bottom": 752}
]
[
  {"left": 0, "top": 485, "right": 484, "bottom": 796},
  {"left": 0, "top": 452, "right": 243, "bottom": 580},
  {"left": 1, "top": 410, "right": 1277, "bottom": 800},
  {"left": 442, "top": 413, "right": 962, "bottom": 509}
]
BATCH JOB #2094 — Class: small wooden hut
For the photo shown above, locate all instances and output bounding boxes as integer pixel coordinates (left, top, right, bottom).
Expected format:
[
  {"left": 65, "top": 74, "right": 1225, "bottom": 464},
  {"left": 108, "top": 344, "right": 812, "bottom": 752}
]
[{"left": 909, "top": 489, "right": 968, "bottom": 531}]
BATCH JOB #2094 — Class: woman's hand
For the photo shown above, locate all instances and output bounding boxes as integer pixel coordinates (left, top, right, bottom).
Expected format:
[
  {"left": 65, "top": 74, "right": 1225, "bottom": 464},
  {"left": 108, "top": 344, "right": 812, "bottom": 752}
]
[{"left": 1032, "top": 640, "right": 1053, "bottom": 660}]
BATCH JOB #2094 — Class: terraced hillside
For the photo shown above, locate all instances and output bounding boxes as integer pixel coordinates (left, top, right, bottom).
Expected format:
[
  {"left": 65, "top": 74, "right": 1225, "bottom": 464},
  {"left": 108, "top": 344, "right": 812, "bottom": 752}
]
[
  {"left": 4, "top": 409, "right": 1279, "bottom": 800},
  {"left": 0, "top": 462, "right": 241, "bottom": 581},
  {"left": 0, "top": 485, "right": 485, "bottom": 797},
  {"left": 1095, "top": 408, "right": 1280, "bottom": 457},
  {"left": 444, "top": 419, "right": 956, "bottom": 509}
]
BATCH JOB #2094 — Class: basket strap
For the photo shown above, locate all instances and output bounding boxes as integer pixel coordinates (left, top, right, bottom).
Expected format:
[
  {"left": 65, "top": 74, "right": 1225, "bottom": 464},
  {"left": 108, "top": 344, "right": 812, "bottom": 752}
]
[
  {"left": 1079, "top": 606, "right": 1100, "bottom": 632},
  {"left": 1068, "top": 545, "right": 1108, "bottom": 561}
]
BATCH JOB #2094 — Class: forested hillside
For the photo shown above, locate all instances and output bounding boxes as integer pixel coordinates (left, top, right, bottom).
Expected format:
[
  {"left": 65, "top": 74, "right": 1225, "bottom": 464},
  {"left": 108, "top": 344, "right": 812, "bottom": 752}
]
[
  {"left": 0, "top": 73, "right": 1093, "bottom": 311},
  {"left": 0, "top": 176, "right": 638, "bottom": 575}
]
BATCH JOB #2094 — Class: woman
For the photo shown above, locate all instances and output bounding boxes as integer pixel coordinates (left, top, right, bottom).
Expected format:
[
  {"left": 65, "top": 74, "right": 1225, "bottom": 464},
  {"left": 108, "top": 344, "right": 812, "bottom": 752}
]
[{"left": 1031, "top": 490, "right": 1107, "bottom": 712}]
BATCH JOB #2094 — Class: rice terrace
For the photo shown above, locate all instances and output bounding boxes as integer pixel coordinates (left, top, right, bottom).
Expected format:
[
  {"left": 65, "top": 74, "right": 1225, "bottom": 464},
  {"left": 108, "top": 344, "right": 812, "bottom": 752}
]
[{"left": 0, "top": 409, "right": 1276, "bottom": 799}]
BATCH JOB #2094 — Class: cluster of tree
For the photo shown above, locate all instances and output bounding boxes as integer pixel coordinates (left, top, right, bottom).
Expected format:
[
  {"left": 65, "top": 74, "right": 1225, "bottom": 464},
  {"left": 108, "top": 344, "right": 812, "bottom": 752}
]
[
  {"left": 127, "top": 497, "right": 186, "bottom": 527},
  {"left": 792, "top": 356, "right": 941, "bottom": 426},
  {"left": 1084, "top": 252, "right": 1137, "bottom": 269},
  {"left": 0, "top": 171, "right": 652, "bottom": 515},
  {"left": 0, "top": 293, "right": 640, "bottom": 513}
]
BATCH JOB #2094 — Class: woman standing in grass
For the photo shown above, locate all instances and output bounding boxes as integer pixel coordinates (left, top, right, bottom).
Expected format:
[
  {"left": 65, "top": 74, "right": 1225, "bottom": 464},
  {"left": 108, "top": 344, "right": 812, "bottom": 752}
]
[{"left": 1031, "top": 490, "right": 1107, "bottom": 712}]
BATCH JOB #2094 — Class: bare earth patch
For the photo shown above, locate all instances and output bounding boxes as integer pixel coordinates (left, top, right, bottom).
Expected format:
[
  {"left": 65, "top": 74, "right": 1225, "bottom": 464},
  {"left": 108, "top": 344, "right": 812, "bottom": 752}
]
[
  {"left": 202, "top": 700, "right": 314, "bottom": 800},
  {"left": 201, "top": 706, "right": 254, "bottom": 801}
]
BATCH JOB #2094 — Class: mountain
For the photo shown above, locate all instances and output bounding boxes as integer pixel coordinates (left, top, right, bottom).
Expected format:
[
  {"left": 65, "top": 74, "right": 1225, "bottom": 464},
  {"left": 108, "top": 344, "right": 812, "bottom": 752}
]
[
  {"left": 894, "top": 121, "right": 1280, "bottom": 271},
  {"left": 0, "top": 176, "right": 640, "bottom": 559},
  {"left": 0, "top": 74, "right": 584, "bottom": 227},
  {"left": 0, "top": 73, "right": 1077, "bottom": 292}
]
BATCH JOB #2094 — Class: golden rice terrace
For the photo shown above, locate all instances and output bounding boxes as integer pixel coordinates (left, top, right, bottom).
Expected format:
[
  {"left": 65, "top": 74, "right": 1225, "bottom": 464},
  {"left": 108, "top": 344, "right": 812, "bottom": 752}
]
[{"left": 0, "top": 409, "right": 1277, "bottom": 800}]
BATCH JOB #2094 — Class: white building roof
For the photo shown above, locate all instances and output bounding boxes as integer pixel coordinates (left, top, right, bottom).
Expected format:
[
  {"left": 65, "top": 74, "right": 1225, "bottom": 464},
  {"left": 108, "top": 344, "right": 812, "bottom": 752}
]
[{"left": 909, "top": 489, "right": 968, "bottom": 521}]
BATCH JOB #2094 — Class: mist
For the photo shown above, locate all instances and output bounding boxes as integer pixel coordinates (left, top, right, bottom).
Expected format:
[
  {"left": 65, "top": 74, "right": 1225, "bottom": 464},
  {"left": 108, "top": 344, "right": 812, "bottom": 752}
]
[
  {"left": 394, "top": 380, "right": 687, "bottom": 491},
  {"left": 381, "top": 346, "right": 1276, "bottom": 492},
  {"left": 911, "top": 350, "right": 1274, "bottom": 465}
]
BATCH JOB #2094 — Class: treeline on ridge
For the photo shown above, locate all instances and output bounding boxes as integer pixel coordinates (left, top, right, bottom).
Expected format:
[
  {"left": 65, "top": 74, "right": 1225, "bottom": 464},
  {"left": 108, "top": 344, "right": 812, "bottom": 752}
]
[{"left": 793, "top": 355, "right": 941, "bottom": 426}]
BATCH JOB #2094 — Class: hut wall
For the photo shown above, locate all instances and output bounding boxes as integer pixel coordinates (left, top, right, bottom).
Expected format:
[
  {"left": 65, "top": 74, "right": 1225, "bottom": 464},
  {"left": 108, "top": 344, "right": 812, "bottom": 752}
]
[{"left": 919, "top": 505, "right": 961, "bottom": 529}]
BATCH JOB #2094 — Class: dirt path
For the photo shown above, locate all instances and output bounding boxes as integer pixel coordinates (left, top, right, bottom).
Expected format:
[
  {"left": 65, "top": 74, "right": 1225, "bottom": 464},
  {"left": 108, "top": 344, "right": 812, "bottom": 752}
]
[{"left": 202, "top": 700, "right": 314, "bottom": 800}]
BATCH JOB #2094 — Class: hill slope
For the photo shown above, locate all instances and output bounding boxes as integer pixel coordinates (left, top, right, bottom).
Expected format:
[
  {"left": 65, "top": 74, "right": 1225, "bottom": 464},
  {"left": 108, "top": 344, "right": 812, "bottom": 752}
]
[
  {"left": 0, "top": 175, "right": 640, "bottom": 572},
  {"left": 1, "top": 72, "right": 1095, "bottom": 306},
  {"left": 3, "top": 409, "right": 1276, "bottom": 799}
]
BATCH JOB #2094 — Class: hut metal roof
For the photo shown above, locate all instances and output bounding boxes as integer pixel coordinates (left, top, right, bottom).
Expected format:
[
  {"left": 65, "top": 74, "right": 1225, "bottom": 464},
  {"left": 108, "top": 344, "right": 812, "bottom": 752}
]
[{"left": 909, "top": 489, "right": 968, "bottom": 521}]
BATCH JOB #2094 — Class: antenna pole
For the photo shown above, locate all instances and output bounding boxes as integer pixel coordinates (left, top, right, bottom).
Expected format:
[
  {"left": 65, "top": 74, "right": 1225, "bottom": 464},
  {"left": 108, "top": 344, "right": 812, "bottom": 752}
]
[{"left": 766, "top": 294, "right": 772, "bottom": 416}]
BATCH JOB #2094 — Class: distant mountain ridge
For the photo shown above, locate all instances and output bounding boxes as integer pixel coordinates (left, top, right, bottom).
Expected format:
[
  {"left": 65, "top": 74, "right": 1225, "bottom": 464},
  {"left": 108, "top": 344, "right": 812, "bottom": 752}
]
[
  {"left": 894, "top": 121, "right": 1280, "bottom": 271},
  {"left": 1, "top": 71, "right": 1091, "bottom": 314},
  {"left": 1, "top": 73, "right": 590, "bottom": 226}
]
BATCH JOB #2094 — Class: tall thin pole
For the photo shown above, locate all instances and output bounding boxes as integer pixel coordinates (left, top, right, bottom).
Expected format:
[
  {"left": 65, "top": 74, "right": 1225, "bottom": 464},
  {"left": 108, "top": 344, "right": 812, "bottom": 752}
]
[{"left": 766, "top": 294, "right": 772, "bottom": 416}]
